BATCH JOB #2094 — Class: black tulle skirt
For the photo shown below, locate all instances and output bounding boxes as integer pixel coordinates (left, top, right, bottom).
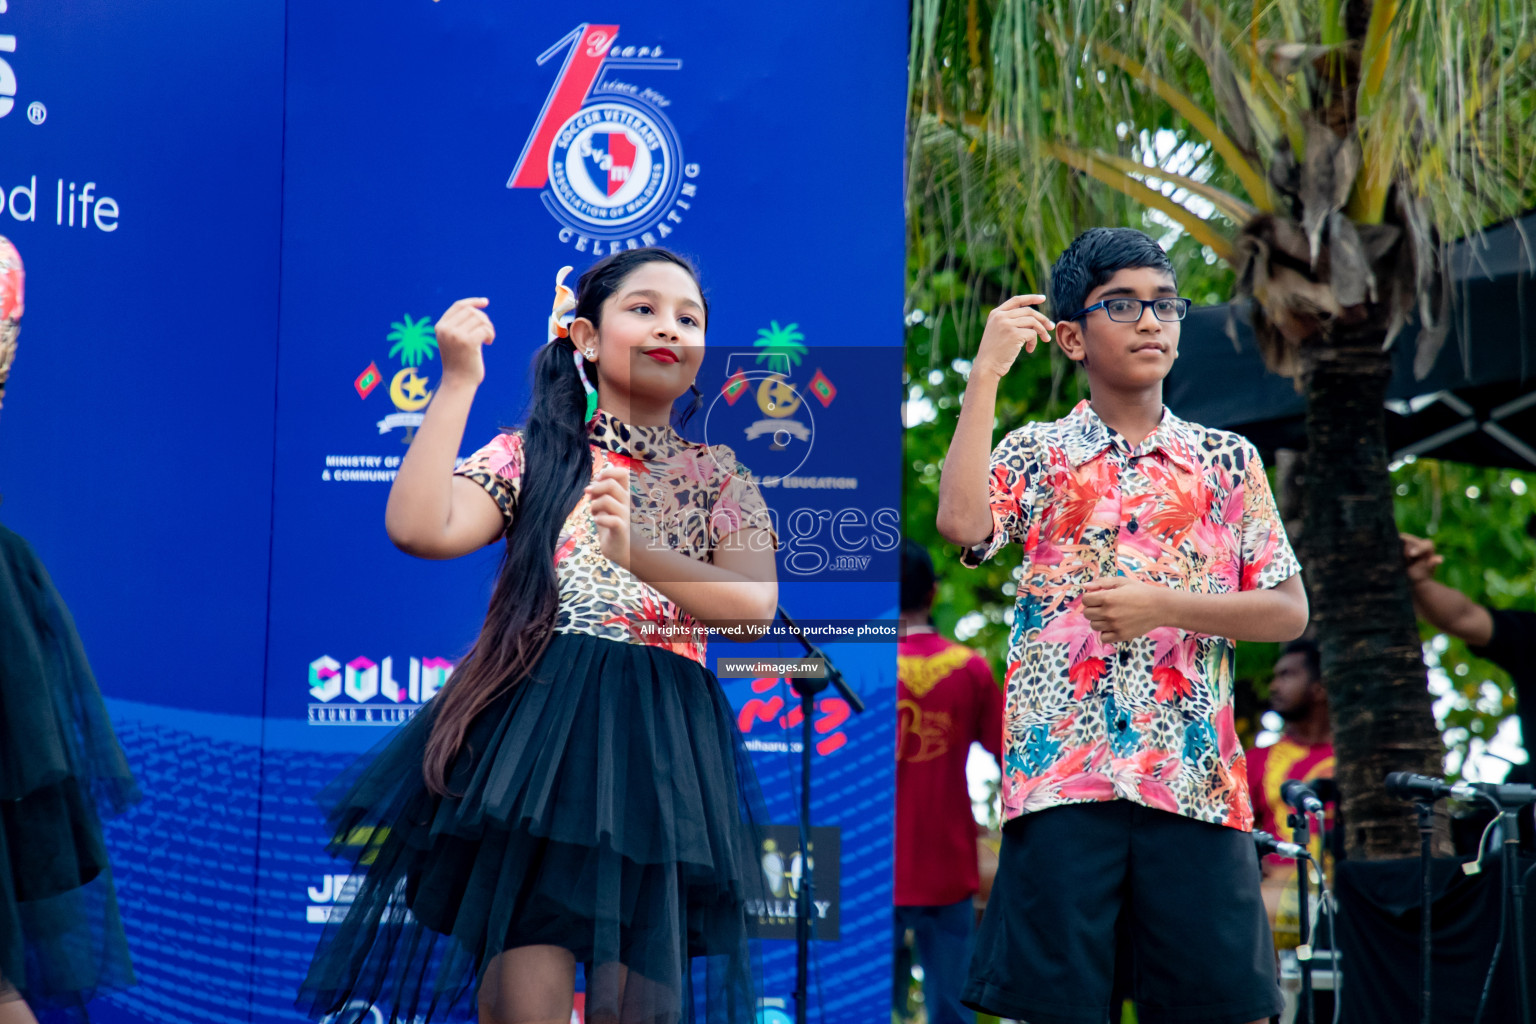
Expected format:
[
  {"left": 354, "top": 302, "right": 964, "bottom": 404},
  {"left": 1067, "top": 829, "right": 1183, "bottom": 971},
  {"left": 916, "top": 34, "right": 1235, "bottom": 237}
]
[
  {"left": 0, "top": 523, "right": 140, "bottom": 1019},
  {"left": 296, "top": 632, "right": 766, "bottom": 1024}
]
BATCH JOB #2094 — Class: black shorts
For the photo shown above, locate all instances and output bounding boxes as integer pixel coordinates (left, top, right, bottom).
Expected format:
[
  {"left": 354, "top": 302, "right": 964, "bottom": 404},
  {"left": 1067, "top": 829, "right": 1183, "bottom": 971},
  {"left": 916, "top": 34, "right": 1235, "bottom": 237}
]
[{"left": 963, "top": 800, "right": 1283, "bottom": 1024}]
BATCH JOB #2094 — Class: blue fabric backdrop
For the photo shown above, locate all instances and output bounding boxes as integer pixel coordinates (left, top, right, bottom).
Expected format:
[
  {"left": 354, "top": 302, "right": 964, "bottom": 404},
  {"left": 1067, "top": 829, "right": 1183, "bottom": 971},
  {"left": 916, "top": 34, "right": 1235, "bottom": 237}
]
[{"left": 0, "top": 2, "right": 903, "bottom": 1021}]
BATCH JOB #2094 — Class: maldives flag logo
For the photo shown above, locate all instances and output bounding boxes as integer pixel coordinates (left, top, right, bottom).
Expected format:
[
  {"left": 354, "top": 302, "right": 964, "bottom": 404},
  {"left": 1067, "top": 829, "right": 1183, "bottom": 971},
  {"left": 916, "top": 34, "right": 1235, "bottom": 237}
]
[
  {"left": 508, "top": 24, "right": 698, "bottom": 250},
  {"left": 721, "top": 369, "right": 750, "bottom": 405},
  {"left": 354, "top": 361, "right": 381, "bottom": 400},
  {"left": 808, "top": 369, "right": 837, "bottom": 407}
]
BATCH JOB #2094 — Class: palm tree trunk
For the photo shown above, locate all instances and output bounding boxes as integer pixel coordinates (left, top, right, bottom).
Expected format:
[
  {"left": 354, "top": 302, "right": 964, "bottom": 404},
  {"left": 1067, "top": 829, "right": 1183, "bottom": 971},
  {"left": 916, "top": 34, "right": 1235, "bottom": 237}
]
[{"left": 1300, "top": 321, "right": 1442, "bottom": 860}]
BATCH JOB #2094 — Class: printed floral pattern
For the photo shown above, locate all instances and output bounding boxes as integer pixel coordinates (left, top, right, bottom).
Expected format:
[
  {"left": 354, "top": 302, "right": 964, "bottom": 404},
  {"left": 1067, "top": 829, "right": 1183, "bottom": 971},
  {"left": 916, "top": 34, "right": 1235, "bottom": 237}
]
[
  {"left": 963, "top": 400, "right": 1300, "bottom": 830},
  {"left": 455, "top": 408, "right": 777, "bottom": 664}
]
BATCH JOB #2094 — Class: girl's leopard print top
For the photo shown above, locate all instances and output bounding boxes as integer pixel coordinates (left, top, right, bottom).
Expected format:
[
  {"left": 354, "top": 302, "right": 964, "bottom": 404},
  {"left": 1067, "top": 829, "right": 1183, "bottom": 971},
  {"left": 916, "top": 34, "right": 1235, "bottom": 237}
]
[{"left": 454, "top": 408, "right": 778, "bottom": 664}]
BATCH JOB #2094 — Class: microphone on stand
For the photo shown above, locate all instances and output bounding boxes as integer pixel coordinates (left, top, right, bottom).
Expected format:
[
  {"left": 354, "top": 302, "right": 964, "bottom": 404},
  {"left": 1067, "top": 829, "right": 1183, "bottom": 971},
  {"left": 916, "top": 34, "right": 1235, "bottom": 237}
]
[
  {"left": 1281, "top": 779, "right": 1326, "bottom": 815},
  {"left": 1384, "top": 772, "right": 1481, "bottom": 803},
  {"left": 1472, "top": 780, "right": 1536, "bottom": 806},
  {"left": 1278, "top": 781, "right": 1322, "bottom": 1023},
  {"left": 1253, "top": 829, "right": 1312, "bottom": 861}
]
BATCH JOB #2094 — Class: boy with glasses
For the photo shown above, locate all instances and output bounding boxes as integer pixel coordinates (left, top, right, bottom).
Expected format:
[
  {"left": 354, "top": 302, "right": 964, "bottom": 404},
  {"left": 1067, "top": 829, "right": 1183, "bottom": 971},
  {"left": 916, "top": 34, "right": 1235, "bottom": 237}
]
[{"left": 937, "top": 228, "right": 1309, "bottom": 1024}]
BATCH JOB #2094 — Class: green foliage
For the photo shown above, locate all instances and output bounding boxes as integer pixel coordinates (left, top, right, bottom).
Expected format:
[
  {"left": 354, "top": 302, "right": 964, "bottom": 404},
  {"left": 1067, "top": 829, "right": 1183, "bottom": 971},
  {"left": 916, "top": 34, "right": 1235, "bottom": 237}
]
[
  {"left": 1394, "top": 458, "right": 1536, "bottom": 779},
  {"left": 905, "top": 0, "right": 1536, "bottom": 783}
]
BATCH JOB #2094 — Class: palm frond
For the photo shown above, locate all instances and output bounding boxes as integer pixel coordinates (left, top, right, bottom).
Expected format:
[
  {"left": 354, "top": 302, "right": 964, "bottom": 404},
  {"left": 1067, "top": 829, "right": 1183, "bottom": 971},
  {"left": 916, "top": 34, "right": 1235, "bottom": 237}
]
[{"left": 909, "top": 0, "right": 1536, "bottom": 379}]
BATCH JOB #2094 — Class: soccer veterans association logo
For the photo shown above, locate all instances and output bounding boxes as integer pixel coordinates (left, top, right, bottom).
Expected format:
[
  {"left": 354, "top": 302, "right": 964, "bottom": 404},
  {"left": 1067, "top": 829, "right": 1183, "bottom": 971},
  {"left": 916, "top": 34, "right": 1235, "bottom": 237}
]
[{"left": 509, "top": 23, "right": 698, "bottom": 253}]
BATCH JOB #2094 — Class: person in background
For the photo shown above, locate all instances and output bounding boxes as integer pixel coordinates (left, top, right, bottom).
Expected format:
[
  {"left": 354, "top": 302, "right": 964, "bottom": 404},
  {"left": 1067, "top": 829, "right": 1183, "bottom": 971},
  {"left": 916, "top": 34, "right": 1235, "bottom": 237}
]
[
  {"left": 1246, "top": 639, "right": 1334, "bottom": 940},
  {"left": 1248, "top": 639, "right": 1334, "bottom": 863},
  {"left": 1, "top": 236, "right": 141, "bottom": 1024},
  {"left": 1401, "top": 531, "right": 1535, "bottom": 782},
  {"left": 894, "top": 539, "right": 1003, "bottom": 1024}
]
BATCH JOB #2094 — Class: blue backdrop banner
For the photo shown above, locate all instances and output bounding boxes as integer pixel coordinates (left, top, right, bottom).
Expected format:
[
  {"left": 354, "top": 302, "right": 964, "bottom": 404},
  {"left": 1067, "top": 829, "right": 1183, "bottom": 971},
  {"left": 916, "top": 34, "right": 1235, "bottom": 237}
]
[{"left": 0, "top": 3, "right": 903, "bottom": 1023}]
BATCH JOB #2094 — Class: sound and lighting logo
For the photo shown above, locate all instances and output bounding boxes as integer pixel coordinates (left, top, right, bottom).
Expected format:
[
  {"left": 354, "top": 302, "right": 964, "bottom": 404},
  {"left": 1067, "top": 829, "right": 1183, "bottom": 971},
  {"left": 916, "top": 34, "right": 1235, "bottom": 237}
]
[
  {"left": 307, "top": 654, "right": 454, "bottom": 725},
  {"left": 509, "top": 23, "right": 698, "bottom": 253}
]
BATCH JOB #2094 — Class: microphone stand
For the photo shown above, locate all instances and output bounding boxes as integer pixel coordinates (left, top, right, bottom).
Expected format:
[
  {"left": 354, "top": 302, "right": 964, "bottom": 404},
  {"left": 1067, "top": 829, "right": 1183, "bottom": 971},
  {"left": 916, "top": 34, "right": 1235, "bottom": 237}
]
[
  {"left": 1288, "top": 808, "right": 1315, "bottom": 1024},
  {"left": 1414, "top": 798, "right": 1436, "bottom": 1024},
  {"left": 1385, "top": 773, "right": 1536, "bottom": 1024},
  {"left": 775, "top": 605, "right": 866, "bottom": 1024},
  {"left": 1485, "top": 791, "right": 1533, "bottom": 1024}
]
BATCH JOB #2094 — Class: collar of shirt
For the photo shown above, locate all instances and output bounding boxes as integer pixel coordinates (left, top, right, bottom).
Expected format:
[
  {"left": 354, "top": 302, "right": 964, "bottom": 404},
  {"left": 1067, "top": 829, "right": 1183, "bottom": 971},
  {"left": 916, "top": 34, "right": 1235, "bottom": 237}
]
[
  {"left": 1059, "top": 399, "right": 1201, "bottom": 475},
  {"left": 588, "top": 407, "right": 689, "bottom": 462}
]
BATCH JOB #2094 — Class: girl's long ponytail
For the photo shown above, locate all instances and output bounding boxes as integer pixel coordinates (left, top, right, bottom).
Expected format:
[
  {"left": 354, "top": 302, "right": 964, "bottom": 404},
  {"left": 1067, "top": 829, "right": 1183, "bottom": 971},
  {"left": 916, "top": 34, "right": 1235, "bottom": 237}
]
[{"left": 421, "top": 247, "right": 707, "bottom": 796}]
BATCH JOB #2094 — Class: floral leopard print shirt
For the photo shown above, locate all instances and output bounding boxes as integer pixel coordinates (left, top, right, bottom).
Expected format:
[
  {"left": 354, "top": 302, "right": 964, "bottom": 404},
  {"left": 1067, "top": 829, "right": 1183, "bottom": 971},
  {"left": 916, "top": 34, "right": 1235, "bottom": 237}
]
[
  {"left": 454, "top": 408, "right": 778, "bottom": 665},
  {"left": 963, "top": 400, "right": 1300, "bottom": 831}
]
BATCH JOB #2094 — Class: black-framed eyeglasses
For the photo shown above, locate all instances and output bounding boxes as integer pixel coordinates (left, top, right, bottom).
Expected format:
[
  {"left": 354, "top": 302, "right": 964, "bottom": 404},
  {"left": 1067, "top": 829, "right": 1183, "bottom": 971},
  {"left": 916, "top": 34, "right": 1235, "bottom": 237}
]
[{"left": 1065, "top": 297, "right": 1191, "bottom": 323}]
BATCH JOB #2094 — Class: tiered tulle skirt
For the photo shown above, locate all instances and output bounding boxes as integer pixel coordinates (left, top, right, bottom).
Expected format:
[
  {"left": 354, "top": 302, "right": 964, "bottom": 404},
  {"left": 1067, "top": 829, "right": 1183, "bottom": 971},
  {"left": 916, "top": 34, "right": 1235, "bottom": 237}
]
[
  {"left": 297, "top": 632, "right": 766, "bottom": 1024},
  {"left": 0, "top": 523, "right": 140, "bottom": 1020}
]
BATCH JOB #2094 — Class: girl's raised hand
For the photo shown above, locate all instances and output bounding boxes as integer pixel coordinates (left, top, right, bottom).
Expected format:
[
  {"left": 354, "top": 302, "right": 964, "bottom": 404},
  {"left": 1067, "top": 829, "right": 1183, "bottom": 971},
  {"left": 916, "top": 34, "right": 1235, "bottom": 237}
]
[
  {"left": 435, "top": 298, "right": 495, "bottom": 386},
  {"left": 585, "top": 465, "right": 636, "bottom": 569}
]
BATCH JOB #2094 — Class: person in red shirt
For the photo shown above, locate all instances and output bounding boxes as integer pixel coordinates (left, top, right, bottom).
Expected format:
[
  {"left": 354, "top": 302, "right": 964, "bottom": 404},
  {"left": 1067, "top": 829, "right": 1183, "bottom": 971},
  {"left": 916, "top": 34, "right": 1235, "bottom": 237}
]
[
  {"left": 1248, "top": 639, "right": 1334, "bottom": 863},
  {"left": 1247, "top": 639, "right": 1334, "bottom": 946},
  {"left": 895, "top": 540, "right": 1003, "bottom": 1024}
]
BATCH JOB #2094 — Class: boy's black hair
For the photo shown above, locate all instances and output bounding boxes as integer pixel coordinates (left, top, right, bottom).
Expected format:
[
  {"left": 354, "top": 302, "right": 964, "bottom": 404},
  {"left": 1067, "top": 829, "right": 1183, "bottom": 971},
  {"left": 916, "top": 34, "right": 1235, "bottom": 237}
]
[
  {"left": 901, "top": 539, "right": 937, "bottom": 612},
  {"left": 1280, "top": 637, "right": 1322, "bottom": 683},
  {"left": 1049, "top": 227, "right": 1177, "bottom": 320}
]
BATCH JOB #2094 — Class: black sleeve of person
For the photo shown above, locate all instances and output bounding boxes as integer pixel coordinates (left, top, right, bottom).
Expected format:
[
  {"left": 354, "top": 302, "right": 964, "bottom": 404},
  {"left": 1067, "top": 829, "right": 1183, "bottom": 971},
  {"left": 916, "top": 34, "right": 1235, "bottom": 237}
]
[
  {"left": 1468, "top": 608, "right": 1536, "bottom": 672},
  {"left": 1468, "top": 607, "right": 1536, "bottom": 762}
]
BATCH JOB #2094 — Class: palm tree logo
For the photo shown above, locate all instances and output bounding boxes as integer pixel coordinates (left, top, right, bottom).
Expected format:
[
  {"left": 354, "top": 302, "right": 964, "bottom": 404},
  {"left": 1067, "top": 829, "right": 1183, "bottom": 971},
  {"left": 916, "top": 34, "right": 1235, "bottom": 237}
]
[
  {"left": 387, "top": 315, "right": 438, "bottom": 367},
  {"left": 753, "top": 320, "right": 806, "bottom": 368},
  {"left": 743, "top": 321, "right": 812, "bottom": 449},
  {"left": 379, "top": 314, "right": 438, "bottom": 442}
]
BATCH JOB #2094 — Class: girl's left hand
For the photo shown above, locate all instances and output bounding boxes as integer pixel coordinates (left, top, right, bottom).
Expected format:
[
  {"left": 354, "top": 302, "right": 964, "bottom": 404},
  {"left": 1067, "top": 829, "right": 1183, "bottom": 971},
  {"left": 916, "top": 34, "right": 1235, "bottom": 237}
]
[{"left": 585, "top": 465, "right": 637, "bottom": 569}]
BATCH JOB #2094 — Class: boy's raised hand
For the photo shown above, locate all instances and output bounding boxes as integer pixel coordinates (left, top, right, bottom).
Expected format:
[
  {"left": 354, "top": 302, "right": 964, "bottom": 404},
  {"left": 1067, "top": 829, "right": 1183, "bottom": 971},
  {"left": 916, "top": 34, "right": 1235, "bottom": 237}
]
[
  {"left": 435, "top": 297, "right": 495, "bottom": 386},
  {"left": 974, "top": 294, "right": 1055, "bottom": 381}
]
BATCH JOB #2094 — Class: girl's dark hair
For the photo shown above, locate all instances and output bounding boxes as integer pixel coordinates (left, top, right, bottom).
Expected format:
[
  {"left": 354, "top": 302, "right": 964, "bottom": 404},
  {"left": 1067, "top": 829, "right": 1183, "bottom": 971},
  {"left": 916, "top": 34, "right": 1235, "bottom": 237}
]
[{"left": 423, "top": 247, "right": 707, "bottom": 796}]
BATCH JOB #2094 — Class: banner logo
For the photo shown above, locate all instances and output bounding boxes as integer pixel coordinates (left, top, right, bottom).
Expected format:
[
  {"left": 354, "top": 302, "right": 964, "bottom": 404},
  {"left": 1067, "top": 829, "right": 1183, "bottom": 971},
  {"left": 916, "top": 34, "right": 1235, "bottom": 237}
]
[
  {"left": 510, "top": 24, "right": 698, "bottom": 253},
  {"left": 0, "top": 2, "right": 16, "bottom": 120},
  {"left": 755, "top": 1000, "right": 793, "bottom": 1024},
  {"left": 705, "top": 321, "right": 838, "bottom": 484},
  {"left": 322, "top": 315, "right": 444, "bottom": 483},
  {"left": 307, "top": 654, "right": 453, "bottom": 725},
  {"left": 745, "top": 825, "right": 841, "bottom": 940},
  {"left": 346, "top": 314, "right": 438, "bottom": 440}
]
